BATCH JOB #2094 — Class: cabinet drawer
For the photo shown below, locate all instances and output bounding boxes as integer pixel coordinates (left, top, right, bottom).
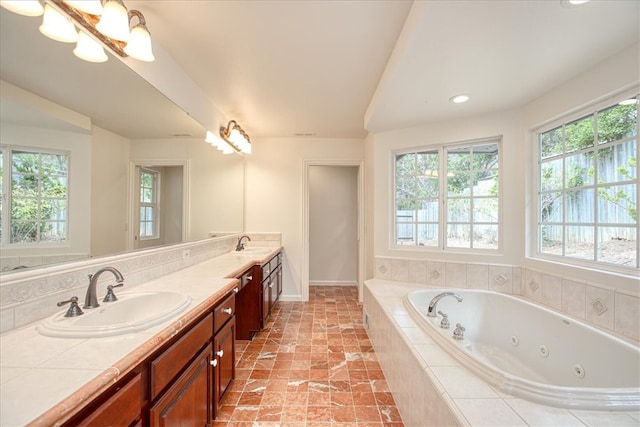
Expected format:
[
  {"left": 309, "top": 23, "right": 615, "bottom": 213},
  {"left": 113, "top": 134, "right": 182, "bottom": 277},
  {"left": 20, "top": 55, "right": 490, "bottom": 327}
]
[
  {"left": 76, "top": 372, "right": 143, "bottom": 426},
  {"left": 240, "top": 268, "right": 256, "bottom": 289},
  {"left": 150, "top": 313, "right": 213, "bottom": 400},
  {"left": 214, "top": 291, "right": 235, "bottom": 332}
]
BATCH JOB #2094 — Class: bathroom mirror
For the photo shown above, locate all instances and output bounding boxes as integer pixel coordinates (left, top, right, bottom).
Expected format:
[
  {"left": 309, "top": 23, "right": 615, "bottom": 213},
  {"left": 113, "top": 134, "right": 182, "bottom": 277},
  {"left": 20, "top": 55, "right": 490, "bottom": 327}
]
[{"left": 0, "top": 9, "right": 244, "bottom": 273}]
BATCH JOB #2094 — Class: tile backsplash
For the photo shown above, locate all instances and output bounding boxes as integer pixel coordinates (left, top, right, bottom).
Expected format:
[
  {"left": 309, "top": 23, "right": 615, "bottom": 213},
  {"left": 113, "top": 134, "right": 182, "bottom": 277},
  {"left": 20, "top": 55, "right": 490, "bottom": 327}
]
[
  {"left": 374, "top": 256, "right": 639, "bottom": 342},
  {"left": 0, "top": 232, "right": 281, "bottom": 334}
]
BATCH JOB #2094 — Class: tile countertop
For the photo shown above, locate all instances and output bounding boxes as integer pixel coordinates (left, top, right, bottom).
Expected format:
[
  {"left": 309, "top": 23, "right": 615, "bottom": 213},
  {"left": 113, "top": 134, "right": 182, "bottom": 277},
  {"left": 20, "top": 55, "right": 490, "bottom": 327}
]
[{"left": 0, "top": 247, "right": 282, "bottom": 427}]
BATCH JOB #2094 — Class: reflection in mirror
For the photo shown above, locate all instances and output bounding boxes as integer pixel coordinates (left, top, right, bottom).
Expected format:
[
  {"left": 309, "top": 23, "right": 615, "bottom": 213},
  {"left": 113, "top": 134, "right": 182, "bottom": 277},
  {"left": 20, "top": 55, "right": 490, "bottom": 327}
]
[{"left": 0, "top": 8, "right": 244, "bottom": 273}]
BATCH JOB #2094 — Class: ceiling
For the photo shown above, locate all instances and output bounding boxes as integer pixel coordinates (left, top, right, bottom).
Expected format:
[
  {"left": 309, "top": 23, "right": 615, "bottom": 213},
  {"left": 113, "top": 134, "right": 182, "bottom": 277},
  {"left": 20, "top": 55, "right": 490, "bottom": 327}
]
[{"left": 1, "top": 0, "right": 639, "bottom": 140}]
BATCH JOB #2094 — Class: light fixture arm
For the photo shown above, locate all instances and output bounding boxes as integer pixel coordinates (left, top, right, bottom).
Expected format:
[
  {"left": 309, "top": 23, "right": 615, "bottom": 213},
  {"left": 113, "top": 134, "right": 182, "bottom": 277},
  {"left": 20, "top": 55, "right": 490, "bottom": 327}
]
[
  {"left": 219, "top": 120, "right": 252, "bottom": 154},
  {"left": 49, "top": 0, "right": 127, "bottom": 56},
  {"left": 128, "top": 9, "right": 148, "bottom": 31}
]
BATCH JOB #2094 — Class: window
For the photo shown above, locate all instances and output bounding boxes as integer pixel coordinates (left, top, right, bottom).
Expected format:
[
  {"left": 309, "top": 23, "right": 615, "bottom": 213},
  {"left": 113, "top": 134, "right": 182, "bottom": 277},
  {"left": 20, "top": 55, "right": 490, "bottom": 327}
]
[
  {"left": 394, "top": 139, "right": 500, "bottom": 250},
  {"left": 536, "top": 95, "right": 638, "bottom": 269},
  {"left": 139, "top": 168, "right": 159, "bottom": 239},
  {"left": 0, "top": 146, "right": 69, "bottom": 245}
]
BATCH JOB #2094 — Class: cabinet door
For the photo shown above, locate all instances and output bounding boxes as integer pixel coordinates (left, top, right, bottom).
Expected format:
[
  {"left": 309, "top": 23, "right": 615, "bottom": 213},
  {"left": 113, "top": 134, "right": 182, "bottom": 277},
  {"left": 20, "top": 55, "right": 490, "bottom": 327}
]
[
  {"left": 261, "top": 278, "right": 271, "bottom": 327},
  {"left": 235, "top": 267, "right": 260, "bottom": 340},
  {"left": 213, "top": 317, "right": 235, "bottom": 412},
  {"left": 71, "top": 372, "right": 143, "bottom": 426},
  {"left": 149, "top": 346, "right": 212, "bottom": 427}
]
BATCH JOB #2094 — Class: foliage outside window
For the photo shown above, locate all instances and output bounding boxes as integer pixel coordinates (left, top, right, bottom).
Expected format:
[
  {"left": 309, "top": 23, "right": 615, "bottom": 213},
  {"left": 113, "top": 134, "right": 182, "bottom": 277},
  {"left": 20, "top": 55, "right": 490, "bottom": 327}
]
[
  {"left": 394, "top": 139, "right": 500, "bottom": 250},
  {"left": 537, "top": 95, "right": 638, "bottom": 269},
  {"left": 0, "top": 146, "right": 69, "bottom": 245},
  {"left": 139, "top": 168, "right": 159, "bottom": 239}
]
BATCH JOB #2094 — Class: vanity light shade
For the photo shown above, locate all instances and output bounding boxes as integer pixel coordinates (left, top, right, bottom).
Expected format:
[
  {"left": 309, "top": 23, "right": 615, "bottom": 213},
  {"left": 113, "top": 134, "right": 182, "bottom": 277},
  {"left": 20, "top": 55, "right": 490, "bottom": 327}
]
[
  {"left": 96, "top": 0, "right": 129, "bottom": 42},
  {"left": 123, "top": 14, "right": 154, "bottom": 61},
  {"left": 39, "top": 4, "right": 78, "bottom": 43},
  {"left": 0, "top": 0, "right": 44, "bottom": 16},
  {"left": 64, "top": 0, "right": 103, "bottom": 15},
  {"left": 206, "top": 131, "right": 235, "bottom": 154},
  {"left": 73, "top": 31, "right": 108, "bottom": 62}
]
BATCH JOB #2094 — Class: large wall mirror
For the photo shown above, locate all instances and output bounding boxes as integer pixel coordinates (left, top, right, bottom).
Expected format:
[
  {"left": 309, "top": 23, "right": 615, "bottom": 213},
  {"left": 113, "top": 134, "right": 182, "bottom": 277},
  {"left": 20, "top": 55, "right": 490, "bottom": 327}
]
[{"left": 0, "top": 9, "right": 244, "bottom": 273}]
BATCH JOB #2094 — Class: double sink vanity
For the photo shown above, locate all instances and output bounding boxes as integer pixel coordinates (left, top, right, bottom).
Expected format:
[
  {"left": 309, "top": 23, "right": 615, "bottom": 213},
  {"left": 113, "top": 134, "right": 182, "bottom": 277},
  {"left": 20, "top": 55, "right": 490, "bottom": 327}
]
[{"left": 0, "top": 245, "right": 283, "bottom": 426}]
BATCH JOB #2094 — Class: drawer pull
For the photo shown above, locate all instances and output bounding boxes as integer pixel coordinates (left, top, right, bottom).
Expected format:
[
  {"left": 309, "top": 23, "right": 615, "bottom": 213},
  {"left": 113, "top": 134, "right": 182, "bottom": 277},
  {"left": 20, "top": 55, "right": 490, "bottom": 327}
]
[
  {"left": 222, "top": 307, "right": 233, "bottom": 315},
  {"left": 216, "top": 349, "right": 224, "bottom": 358},
  {"left": 210, "top": 359, "right": 218, "bottom": 367},
  {"left": 233, "top": 287, "right": 239, "bottom": 293},
  {"left": 246, "top": 275, "right": 253, "bottom": 281}
]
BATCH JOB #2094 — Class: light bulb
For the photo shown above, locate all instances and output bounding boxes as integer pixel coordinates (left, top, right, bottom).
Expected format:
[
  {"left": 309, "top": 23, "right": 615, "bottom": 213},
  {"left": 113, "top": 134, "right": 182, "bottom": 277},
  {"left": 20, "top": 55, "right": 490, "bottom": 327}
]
[{"left": 39, "top": 4, "right": 78, "bottom": 43}]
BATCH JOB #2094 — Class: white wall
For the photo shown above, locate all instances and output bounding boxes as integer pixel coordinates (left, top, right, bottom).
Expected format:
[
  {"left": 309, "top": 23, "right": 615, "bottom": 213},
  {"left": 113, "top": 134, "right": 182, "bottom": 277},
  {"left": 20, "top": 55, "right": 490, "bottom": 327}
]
[
  {"left": 521, "top": 43, "right": 640, "bottom": 291},
  {"left": 245, "top": 137, "right": 364, "bottom": 300},
  {"left": 91, "top": 125, "right": 129, "bottom": 257},
  {"left": 129, "top": 138, "right": 245, "bottom": 241},
  {"left": 309, "top": 165, "right": 359, "bottom": 284},
  {"left": 371, "top": 109, "right": 525, "bottom": 266},
  {"left": 368, "top": 42, "right": 639, "bottom": 293},
  {"left": 1, "top": 123, "right": 92, "bottom": 264}
]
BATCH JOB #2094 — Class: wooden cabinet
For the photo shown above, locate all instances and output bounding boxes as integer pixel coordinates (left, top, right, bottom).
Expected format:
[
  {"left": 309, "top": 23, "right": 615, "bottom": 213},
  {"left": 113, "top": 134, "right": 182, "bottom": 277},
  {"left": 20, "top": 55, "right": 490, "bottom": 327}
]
[
  {"left": 234, "top": 265, "right": 260, "bottom": 340},
  {"left": 149, "top": 346, "right": 212, "bottom": 426},
  {"left": 73, "top": 371, "right": 144, "bottom": 427},
  {"left": 213, "top": 317, "right": 235, "bottom": 411},
  {"left": 64, "top": 287, "right": 237, "bottom": 426},
  {"left": 235, "top": 250, "right": 283, "bottom": 338},
  {"left": 260, "top": 252, "right": 282, "bottom": 327}
]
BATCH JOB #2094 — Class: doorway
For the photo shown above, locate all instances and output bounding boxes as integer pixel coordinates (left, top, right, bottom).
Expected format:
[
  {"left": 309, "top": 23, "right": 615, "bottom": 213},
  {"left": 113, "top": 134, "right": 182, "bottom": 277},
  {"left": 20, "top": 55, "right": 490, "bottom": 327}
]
[{"left": 302, "top": 160, "right": 364, "bottom": 301}]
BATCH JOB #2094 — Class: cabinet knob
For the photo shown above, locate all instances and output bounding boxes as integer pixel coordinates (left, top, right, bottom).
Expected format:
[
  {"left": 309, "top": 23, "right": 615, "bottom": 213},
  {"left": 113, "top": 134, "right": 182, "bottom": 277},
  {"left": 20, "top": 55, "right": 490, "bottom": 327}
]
[
  {"left": 216, "top": 349, "right": 224, "bottom": 358},
  {"left": 233, "top": 287, "right": 239, "bottom": 294},
  {"left": 246, "top": 275, "right": 252, "bottom": 281},
  {"left": 210, "top": 359, "right": 218, "bottom": 367},
  {"left": 222, "top": 307, "right": 233, "bottom": 315}
]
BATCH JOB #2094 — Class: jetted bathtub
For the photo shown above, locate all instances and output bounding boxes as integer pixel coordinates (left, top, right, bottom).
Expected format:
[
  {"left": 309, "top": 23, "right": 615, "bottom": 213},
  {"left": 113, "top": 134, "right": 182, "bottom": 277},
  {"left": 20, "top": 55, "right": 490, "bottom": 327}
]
[{"left": 404, "top": 289, "right": 640, "bottom": 410}]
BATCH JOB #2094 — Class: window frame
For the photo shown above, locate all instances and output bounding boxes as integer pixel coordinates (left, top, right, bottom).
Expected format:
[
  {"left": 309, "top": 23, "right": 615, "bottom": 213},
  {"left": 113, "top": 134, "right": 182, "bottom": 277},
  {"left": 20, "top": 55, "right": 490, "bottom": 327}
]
[
  {"left": 532, "top": 91, "right": 639, "bottom": 272},
  {"left": 0, "top": 145, "right": 70, "bottom": 247},
  {"left": 138, "top": 167, "right": 160, "bottom": 241},
  {"left": 391, "top": 137, "right": 502, "bottom": 252}
]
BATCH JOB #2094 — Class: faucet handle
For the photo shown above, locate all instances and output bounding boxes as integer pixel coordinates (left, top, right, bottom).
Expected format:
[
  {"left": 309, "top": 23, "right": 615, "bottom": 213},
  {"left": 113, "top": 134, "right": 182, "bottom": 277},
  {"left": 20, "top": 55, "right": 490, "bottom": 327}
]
[
  {"left": 453, "top": 323, "right": 466, "bottom": 340},
  {"left": 103, "top": 283, "right": 124, "bottom": 302},
  {"left": 57, "top": 296, "right": 84, "bottom": 317},
  {"left": 437, "top": 310, "right": 450, "bottom": 329}
]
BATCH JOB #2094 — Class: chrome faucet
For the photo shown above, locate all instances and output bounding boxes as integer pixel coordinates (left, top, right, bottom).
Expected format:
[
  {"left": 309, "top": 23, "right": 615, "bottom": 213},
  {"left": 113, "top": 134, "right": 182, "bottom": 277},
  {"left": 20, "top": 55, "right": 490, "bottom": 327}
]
[
  {"left": 84, "top": 267, "right": 124, "bottom": 309},
  {"left": 235, "top": 235, "right": 251, "bottom": 251},
  {"left": 427, "top": 292, "right": 463, "bottom": 317}
]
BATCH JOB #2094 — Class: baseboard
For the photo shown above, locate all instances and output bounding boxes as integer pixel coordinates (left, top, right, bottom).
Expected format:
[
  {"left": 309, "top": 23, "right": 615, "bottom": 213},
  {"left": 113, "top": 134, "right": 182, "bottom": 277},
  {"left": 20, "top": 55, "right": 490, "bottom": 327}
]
[{"left": 309, "top": 281, "right": 357, "bottom": 287}]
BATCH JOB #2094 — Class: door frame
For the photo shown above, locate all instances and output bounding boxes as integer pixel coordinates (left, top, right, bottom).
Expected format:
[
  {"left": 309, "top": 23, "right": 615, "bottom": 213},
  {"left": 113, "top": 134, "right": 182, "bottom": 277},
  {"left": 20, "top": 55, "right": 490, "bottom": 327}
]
[
  {"left": 127, "top": 159, "right": 190, "bottom": 250},
  {"left": 302, "top": 159, "right": 364, "bottom": 301}
]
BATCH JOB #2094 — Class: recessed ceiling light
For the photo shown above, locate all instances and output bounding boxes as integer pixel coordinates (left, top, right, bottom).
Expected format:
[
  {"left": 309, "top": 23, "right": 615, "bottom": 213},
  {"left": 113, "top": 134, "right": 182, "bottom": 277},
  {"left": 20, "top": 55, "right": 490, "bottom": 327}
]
[
  {"left": 560, "top": 0, "right": 590, "bottom": 7},
  {"left": 449, "top": 94, "right": 470, "bottom": 104}
]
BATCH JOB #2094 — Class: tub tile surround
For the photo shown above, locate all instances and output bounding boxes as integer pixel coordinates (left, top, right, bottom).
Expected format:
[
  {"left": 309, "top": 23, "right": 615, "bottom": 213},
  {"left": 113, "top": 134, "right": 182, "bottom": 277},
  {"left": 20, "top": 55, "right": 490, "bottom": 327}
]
[
  {"left": 363, "top": 279, "right": 640, "bottom": 427},
  {"left": 374, "top": 256, "right": 640, "bottom": 342},
  {"left": 0, "top": 232, "right": 281, "bottom": 334}
]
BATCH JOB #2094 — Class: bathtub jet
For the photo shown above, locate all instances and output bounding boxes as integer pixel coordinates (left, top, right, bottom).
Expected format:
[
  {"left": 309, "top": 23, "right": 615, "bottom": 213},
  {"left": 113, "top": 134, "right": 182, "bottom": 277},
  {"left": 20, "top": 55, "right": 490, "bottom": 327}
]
[{"left": 404, "top": 288, "right": 640, "bottom": 411}]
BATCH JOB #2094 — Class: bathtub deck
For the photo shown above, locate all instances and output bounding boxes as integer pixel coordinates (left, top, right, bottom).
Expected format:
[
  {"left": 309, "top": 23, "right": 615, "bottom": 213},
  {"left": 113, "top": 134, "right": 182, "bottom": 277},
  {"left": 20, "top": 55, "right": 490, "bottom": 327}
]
[{"left": 363, "top": 279, "right": 640, "bottom": 427}]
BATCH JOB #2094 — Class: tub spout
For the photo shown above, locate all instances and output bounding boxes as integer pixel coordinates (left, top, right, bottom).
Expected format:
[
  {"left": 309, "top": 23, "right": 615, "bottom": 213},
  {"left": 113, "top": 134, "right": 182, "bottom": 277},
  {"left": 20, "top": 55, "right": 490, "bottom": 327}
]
[{"left": 427, "top": 292, "right": 463, "bottom": 317}]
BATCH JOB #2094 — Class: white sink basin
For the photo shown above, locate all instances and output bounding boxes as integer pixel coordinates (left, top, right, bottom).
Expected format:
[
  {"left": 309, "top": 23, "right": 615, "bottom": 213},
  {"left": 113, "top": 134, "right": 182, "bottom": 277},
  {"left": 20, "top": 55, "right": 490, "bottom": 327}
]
[
  {"left": 234, "top": 247, "right": 273, "bottom": 256},
  {"left": 37, "top": 291, "right": 192, "bottom": 338}
]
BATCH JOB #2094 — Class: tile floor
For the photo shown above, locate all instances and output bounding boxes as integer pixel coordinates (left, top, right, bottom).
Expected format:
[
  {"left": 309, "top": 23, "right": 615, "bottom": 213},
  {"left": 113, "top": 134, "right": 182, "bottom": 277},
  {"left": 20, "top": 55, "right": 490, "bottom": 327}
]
[{"left": 214, "top": 286, "right": 405, "bottom": 426}]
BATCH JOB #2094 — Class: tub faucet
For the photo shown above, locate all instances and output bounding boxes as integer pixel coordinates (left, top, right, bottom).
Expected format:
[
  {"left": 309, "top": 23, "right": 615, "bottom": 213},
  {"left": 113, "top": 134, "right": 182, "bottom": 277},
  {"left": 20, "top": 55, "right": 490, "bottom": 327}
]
[
  {"left": 427, "top": 292, "right": 463, "bottom": 317},
  {"left": 235, "top": 235, "right": 251, "bottom": 251},
  {"left": 84, "top": 267, "right": 124, "bottom": 309}
]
